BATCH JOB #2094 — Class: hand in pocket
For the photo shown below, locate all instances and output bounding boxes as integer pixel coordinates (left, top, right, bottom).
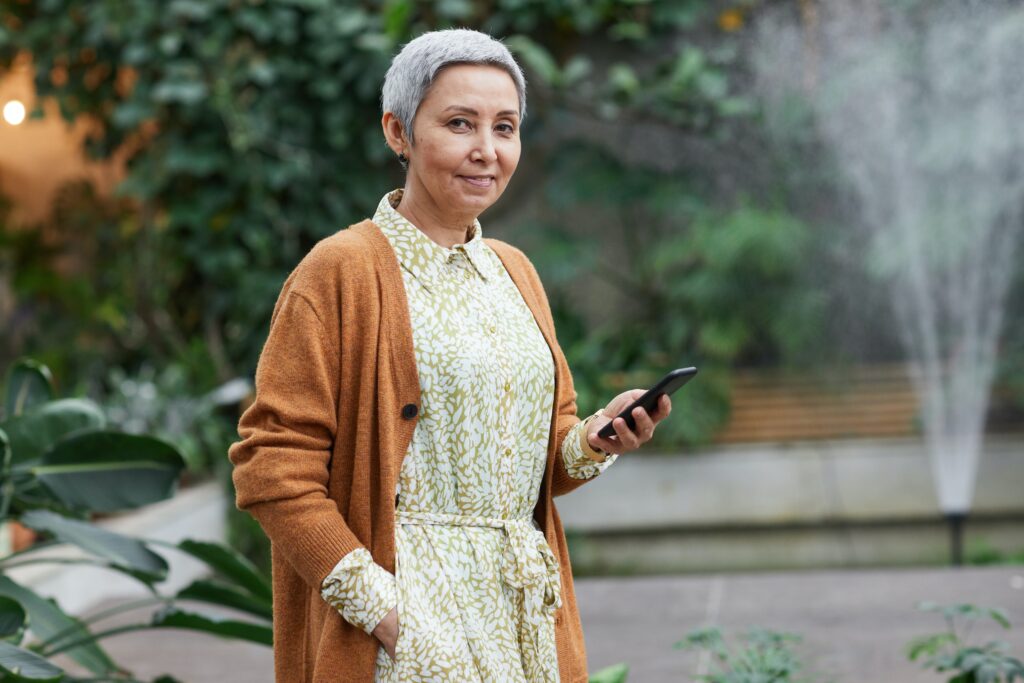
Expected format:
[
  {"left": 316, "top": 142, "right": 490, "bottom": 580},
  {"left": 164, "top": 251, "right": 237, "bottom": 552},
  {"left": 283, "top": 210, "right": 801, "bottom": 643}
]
[{"left": 373, "top": 606, "right": 399, "bottom": 662}]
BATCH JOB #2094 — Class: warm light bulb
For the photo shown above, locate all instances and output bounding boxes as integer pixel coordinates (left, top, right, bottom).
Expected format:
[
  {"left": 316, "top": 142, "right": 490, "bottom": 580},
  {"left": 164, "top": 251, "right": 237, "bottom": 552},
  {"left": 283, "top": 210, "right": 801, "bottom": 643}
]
[{"left": 3, "top": 100, "right": 26, "bottom": 125}]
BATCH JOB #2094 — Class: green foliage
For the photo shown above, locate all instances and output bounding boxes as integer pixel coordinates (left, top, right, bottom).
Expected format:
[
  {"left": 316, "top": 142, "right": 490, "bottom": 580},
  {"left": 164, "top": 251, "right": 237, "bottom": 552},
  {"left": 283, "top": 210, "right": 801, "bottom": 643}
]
[
  {"left": 0, "top": 638, "right": 64, "bottom": 682},
  {"left": 0, "top": 182, "right": 141, "bottom": 388},
  {"left": 4, "top": 359, "right": 55, "bottom": 418},
  {"left": 676, "top": 626, "right": 821, "bottom": 683},
  {"left": 101, "top": 363, "right": 250, "bottom": 475},
  {"left": 588, "top": 662, "right": 629, "bottom": 683},
  {"left": 908, "top": 602, "right": 1024, "bottom": 683},
  {"left": 0, "top": 0, "right": 771, "bottom": 570},
  {"left": 522, "top": 143, "right": 822, "bottom": 446},
  {"left": 966, "top": 539, "right": 1024, "bottom": 567},
  {"left": 0, "top": 358, "right": 273, "bottom": 682},
  {"left": 0, "top": 0, "right": 747, "bottom": 388},
  {"left": 996, "top": 267, "right": 1024, "bottom": 416}
]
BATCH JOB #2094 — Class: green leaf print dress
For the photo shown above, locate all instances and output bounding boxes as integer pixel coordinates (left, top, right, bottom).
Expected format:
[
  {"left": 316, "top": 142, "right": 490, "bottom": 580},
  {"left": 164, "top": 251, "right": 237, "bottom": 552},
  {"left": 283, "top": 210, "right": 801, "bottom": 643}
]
[{"left": 320, "top": 189, "right": 618, "bottom": 682}]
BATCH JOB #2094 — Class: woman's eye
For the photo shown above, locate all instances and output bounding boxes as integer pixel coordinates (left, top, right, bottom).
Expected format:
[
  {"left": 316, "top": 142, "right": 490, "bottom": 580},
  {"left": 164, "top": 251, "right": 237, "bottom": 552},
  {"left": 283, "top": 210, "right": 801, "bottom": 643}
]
[
  {"left": 497, "top": 123, "right": 515, "bottom": 134},
  {"left": 448, "top": 118, "right": 470, "bottom": 130}
]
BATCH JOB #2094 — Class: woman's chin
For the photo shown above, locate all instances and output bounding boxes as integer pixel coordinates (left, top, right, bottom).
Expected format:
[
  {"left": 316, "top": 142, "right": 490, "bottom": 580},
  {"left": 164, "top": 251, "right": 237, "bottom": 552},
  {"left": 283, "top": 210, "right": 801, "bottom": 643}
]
[{"left": 452, "top": 185, "right": 502, "bottom": 211}]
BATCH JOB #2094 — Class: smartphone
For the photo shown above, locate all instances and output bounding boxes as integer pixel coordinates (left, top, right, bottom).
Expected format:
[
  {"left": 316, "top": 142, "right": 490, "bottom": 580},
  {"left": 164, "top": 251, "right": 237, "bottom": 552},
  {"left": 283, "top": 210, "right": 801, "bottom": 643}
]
[{"left": 596, "top": 367, "right": 698, "bottom": 439}]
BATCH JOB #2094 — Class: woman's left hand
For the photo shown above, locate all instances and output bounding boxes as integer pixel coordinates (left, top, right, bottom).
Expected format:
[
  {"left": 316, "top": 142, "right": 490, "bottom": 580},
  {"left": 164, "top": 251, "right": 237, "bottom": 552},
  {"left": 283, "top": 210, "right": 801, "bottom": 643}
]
[{"left": 584, "top": 390, "right": 672, "bottom": 456}]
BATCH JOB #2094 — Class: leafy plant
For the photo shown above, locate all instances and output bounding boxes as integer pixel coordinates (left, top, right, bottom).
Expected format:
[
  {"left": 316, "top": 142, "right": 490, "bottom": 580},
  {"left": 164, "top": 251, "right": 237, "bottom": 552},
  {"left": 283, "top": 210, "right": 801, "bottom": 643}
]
[
  {"left": 101, "top": 362, "right": 250, "bottom": 476},
  {"left": 0, "top": 357, "right": 272, "bottom": 682},
  {"left": 525, "top": 142, "right": 823, "bottom": 447},
  {"left": 588, "top": 662, "right": 629, "bottom": 683},
  {"left": 676, "top": 625, "right": 820, "bottom": 683},
  {"left": 0, "top": 0, "right": 748, "bottom": 391},
  {"left": 908, "top": 601, "right": 1024, "bottom": 682},
  {"left": 966, "top": 540, "right": 1024, "bottom": 567}
]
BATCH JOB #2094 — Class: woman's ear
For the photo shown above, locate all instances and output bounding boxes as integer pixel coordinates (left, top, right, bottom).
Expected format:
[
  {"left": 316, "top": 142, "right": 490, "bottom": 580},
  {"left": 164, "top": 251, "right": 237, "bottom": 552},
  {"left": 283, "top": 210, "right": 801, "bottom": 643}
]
[{"left": 381, "top": 112, "right": 409, "bottom": 156}]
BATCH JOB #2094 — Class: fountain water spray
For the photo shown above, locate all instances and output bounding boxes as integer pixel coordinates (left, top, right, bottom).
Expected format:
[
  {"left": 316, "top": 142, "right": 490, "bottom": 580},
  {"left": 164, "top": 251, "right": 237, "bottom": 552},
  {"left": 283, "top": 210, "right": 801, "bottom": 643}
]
[{"left": 754, "top": 1, "right": 1024, "bottom": 564}]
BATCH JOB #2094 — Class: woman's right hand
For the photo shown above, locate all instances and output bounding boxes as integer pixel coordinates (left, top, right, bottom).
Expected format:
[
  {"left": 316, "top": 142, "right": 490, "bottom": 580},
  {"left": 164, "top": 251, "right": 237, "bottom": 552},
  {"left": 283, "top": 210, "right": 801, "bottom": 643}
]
[{"left": 372, "top": 606, "right": 399, "bottom": 661}]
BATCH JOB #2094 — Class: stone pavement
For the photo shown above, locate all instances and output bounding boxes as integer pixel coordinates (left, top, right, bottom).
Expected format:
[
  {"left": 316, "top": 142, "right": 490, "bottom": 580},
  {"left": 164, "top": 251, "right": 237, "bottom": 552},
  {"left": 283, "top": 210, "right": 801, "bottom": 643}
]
[
  {"left": 577, "top": 565, "right": 1024, "bottom": 682},
  {"left": 68, "top": 565, "right": 1023, "bottom": 682}
]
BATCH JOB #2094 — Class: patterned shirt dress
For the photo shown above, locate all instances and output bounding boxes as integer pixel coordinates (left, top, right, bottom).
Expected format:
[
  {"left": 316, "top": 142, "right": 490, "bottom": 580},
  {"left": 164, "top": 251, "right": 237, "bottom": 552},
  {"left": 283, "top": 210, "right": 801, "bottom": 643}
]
[{"left": 320, "top": 189, "right": 618, "bottom": 682}]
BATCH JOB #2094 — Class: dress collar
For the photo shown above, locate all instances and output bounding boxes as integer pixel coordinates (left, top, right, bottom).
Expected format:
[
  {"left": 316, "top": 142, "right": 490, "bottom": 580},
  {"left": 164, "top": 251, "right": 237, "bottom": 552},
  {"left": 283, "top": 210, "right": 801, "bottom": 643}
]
[{"left": 373, "top": 188, "right": 494, "bottom": 289}]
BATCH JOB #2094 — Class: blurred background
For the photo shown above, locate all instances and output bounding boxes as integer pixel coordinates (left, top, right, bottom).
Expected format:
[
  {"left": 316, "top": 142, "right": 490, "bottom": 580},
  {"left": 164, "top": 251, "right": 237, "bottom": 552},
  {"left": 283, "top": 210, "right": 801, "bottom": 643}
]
[{"left": 0, "top": 1, "right": 1022, "bottom": 681}]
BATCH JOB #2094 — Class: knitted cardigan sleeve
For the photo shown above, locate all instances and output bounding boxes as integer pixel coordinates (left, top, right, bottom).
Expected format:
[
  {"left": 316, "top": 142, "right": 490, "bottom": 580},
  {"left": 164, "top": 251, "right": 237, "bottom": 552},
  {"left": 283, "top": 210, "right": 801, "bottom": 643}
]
[{"left": 228, "top": 283, "right": 367, "bottom": 590}]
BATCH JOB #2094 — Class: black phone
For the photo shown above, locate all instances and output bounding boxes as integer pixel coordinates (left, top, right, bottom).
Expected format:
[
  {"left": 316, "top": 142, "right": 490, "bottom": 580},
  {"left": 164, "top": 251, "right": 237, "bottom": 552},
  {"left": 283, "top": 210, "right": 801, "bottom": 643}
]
[{"left": 596, "top": 366, "right": 698, "bottom": 439}]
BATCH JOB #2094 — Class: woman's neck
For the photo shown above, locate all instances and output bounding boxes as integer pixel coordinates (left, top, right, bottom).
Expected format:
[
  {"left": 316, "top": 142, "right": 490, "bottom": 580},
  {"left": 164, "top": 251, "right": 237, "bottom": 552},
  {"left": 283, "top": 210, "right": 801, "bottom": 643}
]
[{"left": 395, "top": 183, "right": 474, "bottom": 249}]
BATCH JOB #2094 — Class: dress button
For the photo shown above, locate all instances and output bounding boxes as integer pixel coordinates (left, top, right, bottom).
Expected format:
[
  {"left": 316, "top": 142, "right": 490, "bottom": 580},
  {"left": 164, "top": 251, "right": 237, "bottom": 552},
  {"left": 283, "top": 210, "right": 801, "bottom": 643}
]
[
  {"left": 504, "top": 381, "right": 511, "bottom": 392},
  {"left": 401, "top": 403, "right": 418, "bottom": 419},
  {"left": 504, "top": 447, "right": 512, "bottom": 456}
]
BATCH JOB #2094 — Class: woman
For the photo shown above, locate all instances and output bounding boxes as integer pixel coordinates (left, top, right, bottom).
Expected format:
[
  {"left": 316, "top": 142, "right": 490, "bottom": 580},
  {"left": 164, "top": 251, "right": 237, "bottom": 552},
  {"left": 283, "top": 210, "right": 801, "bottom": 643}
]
[{"left": 228, "top": 28, "right": 672, "bottom": 683}]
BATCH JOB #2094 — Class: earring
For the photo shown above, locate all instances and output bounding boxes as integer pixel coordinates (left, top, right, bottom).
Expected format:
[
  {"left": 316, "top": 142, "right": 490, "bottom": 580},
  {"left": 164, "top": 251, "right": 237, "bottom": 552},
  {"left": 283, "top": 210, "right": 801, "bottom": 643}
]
[{"left": 398, "top": 152, "right": 408, "bottom": 164}]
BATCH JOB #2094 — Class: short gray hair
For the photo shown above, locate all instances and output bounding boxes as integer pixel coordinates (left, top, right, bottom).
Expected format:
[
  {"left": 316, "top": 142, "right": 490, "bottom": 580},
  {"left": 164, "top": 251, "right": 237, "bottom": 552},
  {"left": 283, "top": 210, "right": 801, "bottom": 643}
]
[{"left": 381, "top": 28, "right": 527, "bottom": 153}]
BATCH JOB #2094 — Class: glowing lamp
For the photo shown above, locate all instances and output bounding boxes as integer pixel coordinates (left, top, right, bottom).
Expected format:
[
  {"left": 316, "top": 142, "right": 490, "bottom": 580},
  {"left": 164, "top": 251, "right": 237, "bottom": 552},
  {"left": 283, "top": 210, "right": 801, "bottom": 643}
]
[{"left": 3, "top": 100, "right": 26, "bottom": 126}]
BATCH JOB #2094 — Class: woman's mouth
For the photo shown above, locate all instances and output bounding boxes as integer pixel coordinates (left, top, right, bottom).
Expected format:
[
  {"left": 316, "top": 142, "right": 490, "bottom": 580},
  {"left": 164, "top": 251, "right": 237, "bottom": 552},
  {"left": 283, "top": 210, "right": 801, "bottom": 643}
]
[{"left": 460, "top": 176, "right": 494, "bottom": 188}]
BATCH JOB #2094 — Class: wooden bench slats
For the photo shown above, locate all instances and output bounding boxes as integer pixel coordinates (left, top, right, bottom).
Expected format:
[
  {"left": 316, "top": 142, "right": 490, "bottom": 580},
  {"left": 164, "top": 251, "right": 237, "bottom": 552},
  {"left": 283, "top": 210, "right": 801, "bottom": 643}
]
[{"left": 714, "top": 363, "right": 919, "bottom": 443}]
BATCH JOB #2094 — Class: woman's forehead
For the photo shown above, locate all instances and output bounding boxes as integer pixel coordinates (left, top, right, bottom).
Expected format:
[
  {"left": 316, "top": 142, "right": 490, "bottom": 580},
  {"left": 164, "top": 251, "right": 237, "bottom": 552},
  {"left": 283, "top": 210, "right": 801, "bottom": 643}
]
[{"left": 424, "top": 64, "right": 520, "bottom": 112}]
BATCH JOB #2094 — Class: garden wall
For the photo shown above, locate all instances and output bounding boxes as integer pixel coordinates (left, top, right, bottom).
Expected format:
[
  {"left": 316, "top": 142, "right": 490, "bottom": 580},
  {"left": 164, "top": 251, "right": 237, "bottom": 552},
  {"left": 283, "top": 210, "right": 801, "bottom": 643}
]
[{"left": 558, "top": 436, "right": 1024, "bottom": 574}]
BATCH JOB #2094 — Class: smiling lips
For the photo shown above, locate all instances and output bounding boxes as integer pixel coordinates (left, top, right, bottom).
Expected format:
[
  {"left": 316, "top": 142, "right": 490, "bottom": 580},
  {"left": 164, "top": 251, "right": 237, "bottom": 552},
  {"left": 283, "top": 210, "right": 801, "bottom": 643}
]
[{"left": 460, "top": 175, "right": 494, "bottom": 187}]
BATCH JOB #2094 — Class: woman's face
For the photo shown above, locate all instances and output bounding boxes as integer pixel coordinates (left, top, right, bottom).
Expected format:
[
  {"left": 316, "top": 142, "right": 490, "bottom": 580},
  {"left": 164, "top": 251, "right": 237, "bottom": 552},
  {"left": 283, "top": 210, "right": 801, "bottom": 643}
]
[{"left": 405, "top": 64, "right": 522, "bottom": 219}]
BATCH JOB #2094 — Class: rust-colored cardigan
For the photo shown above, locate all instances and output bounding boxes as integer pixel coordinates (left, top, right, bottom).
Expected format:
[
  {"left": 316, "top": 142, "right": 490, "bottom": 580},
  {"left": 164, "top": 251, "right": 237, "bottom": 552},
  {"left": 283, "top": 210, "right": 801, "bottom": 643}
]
[{"left": 228, "top": 219, "right": 599, "bottom": 682}]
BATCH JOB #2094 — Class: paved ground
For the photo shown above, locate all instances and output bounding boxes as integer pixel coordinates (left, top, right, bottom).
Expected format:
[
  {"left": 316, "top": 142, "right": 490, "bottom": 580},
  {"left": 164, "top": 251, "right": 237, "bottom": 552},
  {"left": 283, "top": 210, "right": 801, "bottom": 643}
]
[
  {"left": 578, "top": 565, "right": 1024, "bottom": 682},
  {"left": 63, "top": 565, "right": 1024, "bottom": 682}
]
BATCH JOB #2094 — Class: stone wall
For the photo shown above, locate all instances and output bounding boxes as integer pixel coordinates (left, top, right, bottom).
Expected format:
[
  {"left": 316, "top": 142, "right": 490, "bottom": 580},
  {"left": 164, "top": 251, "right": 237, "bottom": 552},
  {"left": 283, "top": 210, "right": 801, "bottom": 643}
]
[{"left": 557, "top": 436, "right": 1024, "bottom": 573}]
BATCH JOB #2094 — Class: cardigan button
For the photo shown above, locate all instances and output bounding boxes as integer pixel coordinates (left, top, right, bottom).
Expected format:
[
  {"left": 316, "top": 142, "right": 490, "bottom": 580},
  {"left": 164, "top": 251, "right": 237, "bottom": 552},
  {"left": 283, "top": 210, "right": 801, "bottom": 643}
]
[{"left": 401, "top": 403, "right": 419, "bottom": 419}]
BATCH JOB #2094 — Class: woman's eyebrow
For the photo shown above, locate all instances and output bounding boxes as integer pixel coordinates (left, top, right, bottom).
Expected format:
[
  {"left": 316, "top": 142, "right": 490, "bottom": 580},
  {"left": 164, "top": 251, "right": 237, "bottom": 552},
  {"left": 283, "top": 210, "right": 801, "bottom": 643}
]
[{"left": 442, "top": 105, "right": 520, "bottom": 118}]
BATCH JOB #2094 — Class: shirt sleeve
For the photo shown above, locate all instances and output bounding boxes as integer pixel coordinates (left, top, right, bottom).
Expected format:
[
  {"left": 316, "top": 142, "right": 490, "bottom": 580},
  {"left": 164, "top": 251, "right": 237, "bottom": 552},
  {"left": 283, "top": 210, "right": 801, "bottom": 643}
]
[
  {"left": 559, "top": 410, "right": 620, "bottom": 479},
  {"left": 320, "top": 548, "right": 398, "bottom": 635}
]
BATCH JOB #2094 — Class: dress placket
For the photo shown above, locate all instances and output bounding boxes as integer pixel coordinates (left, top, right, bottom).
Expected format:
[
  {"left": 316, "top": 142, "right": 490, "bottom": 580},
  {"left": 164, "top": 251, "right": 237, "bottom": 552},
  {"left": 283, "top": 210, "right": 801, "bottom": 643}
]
[{"left": 369, "top": 190, "right": 563, "bottom": 683}]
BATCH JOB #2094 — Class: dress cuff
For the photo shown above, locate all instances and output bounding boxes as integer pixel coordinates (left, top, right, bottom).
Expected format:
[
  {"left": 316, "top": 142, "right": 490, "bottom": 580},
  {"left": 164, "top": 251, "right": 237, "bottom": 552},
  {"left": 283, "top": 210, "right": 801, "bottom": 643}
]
[
  {"left": 320, "top": 547, "right": 398, "bottom": 635},
  {"left": 560, "top": 411, "right": 619, "bottom": 479}
]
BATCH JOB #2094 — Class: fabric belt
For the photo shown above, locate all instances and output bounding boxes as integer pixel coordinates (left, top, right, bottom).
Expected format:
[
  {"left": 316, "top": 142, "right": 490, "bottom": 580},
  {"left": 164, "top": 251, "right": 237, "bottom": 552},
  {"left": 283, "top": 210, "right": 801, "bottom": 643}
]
[{"left": 393, "top": 508, "right": 562, "bottom": 681}]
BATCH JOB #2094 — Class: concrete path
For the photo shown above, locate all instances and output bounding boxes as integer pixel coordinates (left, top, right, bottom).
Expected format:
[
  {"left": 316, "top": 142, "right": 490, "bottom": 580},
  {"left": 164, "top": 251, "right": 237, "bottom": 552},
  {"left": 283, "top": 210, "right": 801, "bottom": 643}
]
[
  {"left": 579, "top": 565, "right": 1024, "bottom": 682},
  {"left": 67, "top": 565, "right": 1024, "bottom": 682}
]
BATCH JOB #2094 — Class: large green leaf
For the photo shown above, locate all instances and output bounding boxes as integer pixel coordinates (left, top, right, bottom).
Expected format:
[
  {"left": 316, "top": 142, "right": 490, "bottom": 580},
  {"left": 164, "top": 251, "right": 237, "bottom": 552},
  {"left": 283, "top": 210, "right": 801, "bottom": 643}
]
[
  {"left": 0, "top": 576, "right": 115, "bottom": 676},
  {"left": 0, "top": 640, "right": 64, "bottom": 682},
  {"left": 0, "top": 596, "right": 26, "bottom": 644},
  {"left": 18, "top": 510, "right": 168, "bottom": 582},
  {"left": 0, "top": 399, "right": 106, "bottom": 465},
  {"left": 176, "top": 540, "right": 272, "bottom": 602},
  {"left": 176, "top": 579, "right": 272, "bottom": 620},
  {"left": 30, "top": 431, "right": 184, "bottom": 512},
  {"left": 504, "top": 35, "right": 560, "bottom": 84},
  {"left": 150, "top": 607, "right": 273, "bottom": 646},
  {"left": 588, "top": 662, "right": 629, "bottom": 683},
  {"left": 3, "top": 360, "right": 54, "bottom": 419}
]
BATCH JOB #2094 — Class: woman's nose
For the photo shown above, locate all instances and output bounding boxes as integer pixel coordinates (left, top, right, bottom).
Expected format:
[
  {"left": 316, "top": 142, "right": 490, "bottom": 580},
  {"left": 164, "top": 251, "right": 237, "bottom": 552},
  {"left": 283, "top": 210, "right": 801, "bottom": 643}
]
[{"left": 472, "top": 132, "right": 498, "bottom": 162}]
